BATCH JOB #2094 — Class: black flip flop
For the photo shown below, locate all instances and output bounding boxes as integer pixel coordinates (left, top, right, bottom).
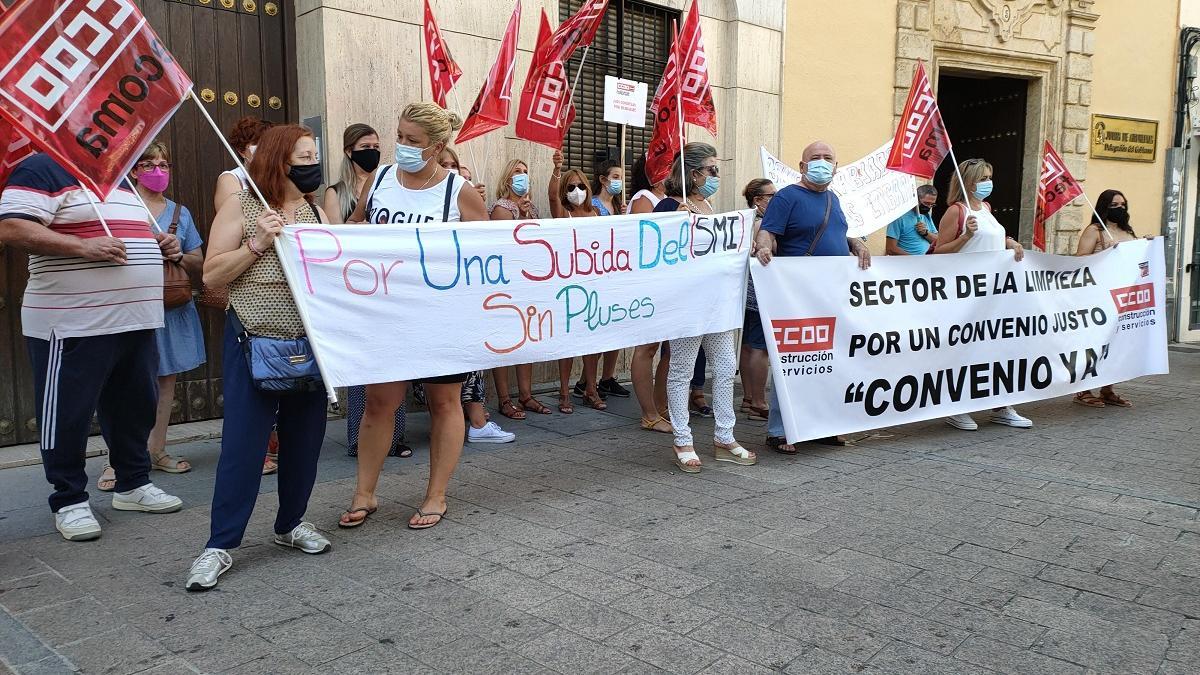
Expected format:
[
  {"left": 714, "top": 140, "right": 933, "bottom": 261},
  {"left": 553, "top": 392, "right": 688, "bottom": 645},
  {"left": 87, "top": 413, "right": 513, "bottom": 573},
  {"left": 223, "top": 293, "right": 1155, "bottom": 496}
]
[
  {"left": 338, "top": 506, "right": 377, "bottom": 529},
  {"left": 408, "top": 508, "right": 447, "bottom": 530}
]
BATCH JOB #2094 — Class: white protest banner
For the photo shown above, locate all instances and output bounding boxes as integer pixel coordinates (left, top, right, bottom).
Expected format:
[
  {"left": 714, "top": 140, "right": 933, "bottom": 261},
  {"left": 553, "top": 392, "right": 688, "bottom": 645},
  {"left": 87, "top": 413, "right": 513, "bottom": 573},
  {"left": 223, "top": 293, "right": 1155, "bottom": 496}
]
[
  {"left": 831, "top": 141, "right": 918, "bottom": 238},
  {"left": 760, "top": 146, "right": 802, "bottom": 189},
  {"left": 276, "top": 210, "right": 753, "bottom": 386},
  {"left": 759, "top": 143, "right": 917, "bottom": 238},
  {"left": 752, "top": 239, "right": 1169, "bottom": 442},
  {"left": 603, "top": 76, "right": 648, "bottom": 127}
]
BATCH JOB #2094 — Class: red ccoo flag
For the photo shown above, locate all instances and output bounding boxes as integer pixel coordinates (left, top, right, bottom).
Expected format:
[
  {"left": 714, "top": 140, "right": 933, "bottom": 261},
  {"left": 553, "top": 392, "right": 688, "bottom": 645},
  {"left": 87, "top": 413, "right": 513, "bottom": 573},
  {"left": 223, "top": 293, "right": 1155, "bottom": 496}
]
[
  {"left": 0, "top": 118, "right": 37, "bottom": 186},
  {"left": 0, "top": 0, "right": 192, "bottom": 199},
  {"left": 1033, "top": 140, "right": 1083, "bottom": 251},
  {"left": 534, "top": 0, "right": 609, "bottom": 70},
  {"left": 645, "top": 21, "right": 684, "bottom": 185},
  {"left": 423, "top": 0, "right": 462, "bottom": 108},
  {"left": 651, "top": 0, "right": 716, "bottom": 136},
  {"left": 886, "top": 62, "right": 952, "bottom": 179},
  {"left": 515, "top": 10, "right": 575, "bottom": 150},
  {"left": 457, "top": 1, "right": 521, "bottom": 144}
]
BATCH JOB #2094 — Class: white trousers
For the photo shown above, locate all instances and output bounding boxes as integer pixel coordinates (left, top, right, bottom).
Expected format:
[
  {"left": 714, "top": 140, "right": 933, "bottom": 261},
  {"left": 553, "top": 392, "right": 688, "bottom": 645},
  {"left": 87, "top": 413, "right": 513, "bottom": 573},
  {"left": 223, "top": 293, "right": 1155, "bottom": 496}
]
[{"left": 666, "top": 330, "right": 738, "bottom": 447}]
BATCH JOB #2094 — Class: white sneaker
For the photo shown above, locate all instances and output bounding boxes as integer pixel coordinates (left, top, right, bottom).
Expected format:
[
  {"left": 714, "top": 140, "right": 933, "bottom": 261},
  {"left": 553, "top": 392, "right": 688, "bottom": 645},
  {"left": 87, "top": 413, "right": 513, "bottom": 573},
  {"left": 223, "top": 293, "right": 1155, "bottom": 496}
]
[
  {"left": 55, "top": 502, "right": 101, "bottom": 541},
  {"left": 186, "top": 548, "right": 232, "bottom": 592},
  {"left": 990, "top": 406, "right": 1033, "bottom": 429},
  {"left": 112, "top": 483, "right": 183, "bottom": 513},
  {"left": 946, "top": 414, "right": 978, "bottom": 431},
  {"left": 468, "top": 421, "right": 516, "bottom": 444},
  {"left": 274, "top": 522, "right": 331, "bottom": 554}
]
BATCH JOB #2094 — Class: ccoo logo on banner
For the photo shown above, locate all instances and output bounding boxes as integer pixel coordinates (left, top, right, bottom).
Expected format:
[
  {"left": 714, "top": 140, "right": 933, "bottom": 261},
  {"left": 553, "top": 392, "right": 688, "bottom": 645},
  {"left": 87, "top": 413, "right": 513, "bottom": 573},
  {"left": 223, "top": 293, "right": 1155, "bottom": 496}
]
[
  {"left": 752, "top": 240, "right": 1170, "bottom": 443},
  {"left": 0, "top": 0, "right": 192, "bottom": 198}
]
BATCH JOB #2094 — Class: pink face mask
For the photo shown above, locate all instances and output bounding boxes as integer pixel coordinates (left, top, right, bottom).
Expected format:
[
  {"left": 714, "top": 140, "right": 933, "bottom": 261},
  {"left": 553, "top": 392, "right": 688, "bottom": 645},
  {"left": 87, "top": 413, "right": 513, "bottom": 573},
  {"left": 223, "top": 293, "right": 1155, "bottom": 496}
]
[{"left": 138, "top": 168, "right": 170, "bottom": 193}]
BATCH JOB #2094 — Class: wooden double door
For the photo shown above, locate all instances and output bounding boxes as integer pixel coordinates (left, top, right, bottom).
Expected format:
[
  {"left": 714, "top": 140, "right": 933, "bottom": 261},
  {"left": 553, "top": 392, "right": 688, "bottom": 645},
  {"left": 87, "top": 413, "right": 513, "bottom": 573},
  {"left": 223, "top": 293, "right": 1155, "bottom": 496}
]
[{"left": 0, "top": 0, "right": 298, "bottom": 446}]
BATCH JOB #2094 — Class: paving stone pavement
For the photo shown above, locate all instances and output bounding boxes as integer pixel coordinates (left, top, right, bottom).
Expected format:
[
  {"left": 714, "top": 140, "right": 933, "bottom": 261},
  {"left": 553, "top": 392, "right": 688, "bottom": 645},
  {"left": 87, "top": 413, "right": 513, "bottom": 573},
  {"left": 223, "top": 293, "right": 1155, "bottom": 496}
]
[{"left": 1, "top": 351, "right": 1198, "bottom": 674}]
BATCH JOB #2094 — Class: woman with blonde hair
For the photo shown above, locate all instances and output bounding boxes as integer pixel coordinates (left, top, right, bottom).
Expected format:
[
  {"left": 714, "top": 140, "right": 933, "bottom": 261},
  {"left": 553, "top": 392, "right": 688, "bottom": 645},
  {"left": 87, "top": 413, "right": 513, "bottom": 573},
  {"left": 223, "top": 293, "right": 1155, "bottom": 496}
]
[
  {"left": 490, "top": 157, "right": 551, "bottom": 419},
  {"left": 339, "top": 102, "right": 489, "bottom": 530},
  {"left": 933, "top": 158, "right": 1032, "bottom": 431}
]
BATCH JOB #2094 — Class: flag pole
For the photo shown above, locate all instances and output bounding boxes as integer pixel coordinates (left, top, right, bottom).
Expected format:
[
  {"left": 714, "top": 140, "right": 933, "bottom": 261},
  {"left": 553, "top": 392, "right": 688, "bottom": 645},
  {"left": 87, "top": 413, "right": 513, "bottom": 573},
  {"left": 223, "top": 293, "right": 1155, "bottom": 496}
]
[
  {"left": 127, "top": 183, "right": 165, "bottom": 234},
  {"left": 187, "top": 88, "right": 338, "bottom": 404},
  {"left": 673, "top": 20, "right": 686, "bottom": 207},
  {"left": 568, "top": 46, "right": 591, "bottom": 107},
  {"left": 619, "top": 123, "right": 627, "bottom": 208},
  {"left": 1078, "top": 190, "right": 1115, "bottom": 243},
  {"left": 188, "top": 90, "right": 271, "bottom": 211},
  {"left": 944, "top": 146, "right": 973, "bottom": 216},
  {"left": 81, "top": 189, "right": 115, "bottom": 238}
]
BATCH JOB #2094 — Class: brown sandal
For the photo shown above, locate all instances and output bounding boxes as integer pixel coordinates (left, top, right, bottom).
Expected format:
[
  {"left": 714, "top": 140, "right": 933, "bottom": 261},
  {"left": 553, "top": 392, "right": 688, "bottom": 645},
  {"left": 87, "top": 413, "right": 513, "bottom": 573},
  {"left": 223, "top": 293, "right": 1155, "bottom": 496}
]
[
  {"left": 151, "top": 450, "right": 191, "bottom": 474},
  {"left": 520, "top": 396, "right": 552, "bottom": 415},
  {"left": 583, "top": 392, "right": 608, "bottom": 411},
  {"left": 640, "top": 416, "right": 672, "bottom": 433},
  {"left": 558, "top": 395, "right": 574, "bottom": 414},
  {"left": 499, "top": 399, "right": 527, "bottom": 420},
  {"left": 1099, "top": 391, "right": 1132, "bottom": 408},
  {"left": 96, "top": 464, "right": 116, "bottom": 492},
  {"left": 1073, "top": 391, "right": 1105, "bottom": 408}
]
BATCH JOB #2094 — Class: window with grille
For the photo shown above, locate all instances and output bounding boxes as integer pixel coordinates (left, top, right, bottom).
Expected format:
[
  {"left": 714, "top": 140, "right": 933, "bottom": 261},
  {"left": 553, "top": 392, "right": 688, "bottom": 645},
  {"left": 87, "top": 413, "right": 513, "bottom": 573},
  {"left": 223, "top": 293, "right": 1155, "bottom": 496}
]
[{"left": 559, "top": 0, "right": 679, "bottom": 183}]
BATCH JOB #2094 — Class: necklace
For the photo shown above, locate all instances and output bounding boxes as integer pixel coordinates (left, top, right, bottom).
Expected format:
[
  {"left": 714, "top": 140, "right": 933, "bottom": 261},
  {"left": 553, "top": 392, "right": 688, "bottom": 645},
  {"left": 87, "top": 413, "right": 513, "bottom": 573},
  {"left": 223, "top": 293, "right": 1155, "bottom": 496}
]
[
  {"left": 684, "top": 197, "right": 713, "bottom": 214},
  {"left": 405, "top": 165, "right": 440, "bottom": 191}
]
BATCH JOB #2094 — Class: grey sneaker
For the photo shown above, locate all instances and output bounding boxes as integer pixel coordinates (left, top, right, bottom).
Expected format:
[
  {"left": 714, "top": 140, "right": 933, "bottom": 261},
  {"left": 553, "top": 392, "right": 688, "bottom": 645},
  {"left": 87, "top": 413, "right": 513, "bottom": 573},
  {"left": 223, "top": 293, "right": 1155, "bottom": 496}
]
[
  {"left": 186, "top": 548, "right": 232, "bottom": 592},
  {"left": 273, "top": 522, "right": 331, "bottom": 554},
  {"left": 112, "top": 483, "right": 183, "bottom": 513},
  {"left": 55, "top": 501, "right": 101, "bottom": 541}
]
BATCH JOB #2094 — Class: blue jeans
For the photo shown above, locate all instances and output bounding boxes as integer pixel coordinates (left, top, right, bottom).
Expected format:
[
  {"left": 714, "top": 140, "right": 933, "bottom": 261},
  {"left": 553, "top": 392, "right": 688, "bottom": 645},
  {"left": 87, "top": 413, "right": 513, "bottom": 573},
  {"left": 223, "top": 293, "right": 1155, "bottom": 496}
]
[
  {"left": 207, "top": 318, "right": 328, "bottom": 549},
  {"left": 767, "top": 382, "right": 785, "bottom": 438}
]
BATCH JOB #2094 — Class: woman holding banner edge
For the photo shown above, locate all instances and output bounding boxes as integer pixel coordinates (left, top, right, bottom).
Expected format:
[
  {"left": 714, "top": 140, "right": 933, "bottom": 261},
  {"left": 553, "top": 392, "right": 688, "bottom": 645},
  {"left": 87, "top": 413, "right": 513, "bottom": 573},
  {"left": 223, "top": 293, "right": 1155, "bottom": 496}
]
[
  {"left": 932, "top": 157, "right": 1033, "bottom": 431},
  {"left": 339, "top": 103, "right": 489, "bottom": 530},
  {"left": 654, "top": 142, "right": 756, "bottom": 472}
]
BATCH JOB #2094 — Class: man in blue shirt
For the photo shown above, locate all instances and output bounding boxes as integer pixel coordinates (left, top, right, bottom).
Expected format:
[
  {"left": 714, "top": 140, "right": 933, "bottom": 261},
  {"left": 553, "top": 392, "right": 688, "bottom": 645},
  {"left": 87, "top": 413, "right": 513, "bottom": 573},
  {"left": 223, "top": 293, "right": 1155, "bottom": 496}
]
[
  {"left": 886, "top": 185, "right": 939, "bottom": 255},
  {"left": 753, "top": 140, "right": 870, "bottom": 452}
]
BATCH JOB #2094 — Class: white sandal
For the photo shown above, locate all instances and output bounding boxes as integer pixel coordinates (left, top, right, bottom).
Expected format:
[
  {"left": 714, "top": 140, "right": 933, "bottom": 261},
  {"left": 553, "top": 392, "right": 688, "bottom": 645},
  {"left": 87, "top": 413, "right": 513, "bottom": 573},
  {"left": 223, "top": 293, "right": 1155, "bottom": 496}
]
[
  {"left": 715, "top": 443, "right": 757, "bottom": 466},
  {"left": 673, "top": 447, "right": 702, "bottom": 473}
]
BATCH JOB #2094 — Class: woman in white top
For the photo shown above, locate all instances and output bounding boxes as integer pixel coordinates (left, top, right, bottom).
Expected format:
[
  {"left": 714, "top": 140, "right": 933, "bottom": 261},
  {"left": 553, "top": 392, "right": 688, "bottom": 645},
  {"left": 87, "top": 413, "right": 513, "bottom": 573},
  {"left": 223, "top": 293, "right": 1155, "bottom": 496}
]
[
  {"left": 339, "top": 103, "right": 489, "bottom": 530},
  {"left": 627, "top": 153, "right": 666, "bottom": 215},
  {"left": 214, "top": 116, "right": 274, "bottom": 212},
  {"left": 933, "top": 158, "right": 1032, "bottom": 431}
]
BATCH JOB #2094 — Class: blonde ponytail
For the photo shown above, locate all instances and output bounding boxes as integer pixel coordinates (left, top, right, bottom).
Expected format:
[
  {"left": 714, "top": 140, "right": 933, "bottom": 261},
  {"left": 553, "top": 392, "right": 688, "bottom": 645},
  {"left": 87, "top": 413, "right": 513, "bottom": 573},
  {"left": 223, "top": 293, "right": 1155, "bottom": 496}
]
[{"left": 400, "top": 102, "right": 462, "bottom": 146}]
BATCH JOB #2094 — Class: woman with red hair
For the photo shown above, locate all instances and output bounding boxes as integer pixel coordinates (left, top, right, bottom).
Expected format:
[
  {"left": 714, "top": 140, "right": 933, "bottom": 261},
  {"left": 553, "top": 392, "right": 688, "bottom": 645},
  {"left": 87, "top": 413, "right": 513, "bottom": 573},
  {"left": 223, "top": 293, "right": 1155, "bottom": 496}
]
[{"left": 186, "top": 125, "right": 332, "bottom": 591}]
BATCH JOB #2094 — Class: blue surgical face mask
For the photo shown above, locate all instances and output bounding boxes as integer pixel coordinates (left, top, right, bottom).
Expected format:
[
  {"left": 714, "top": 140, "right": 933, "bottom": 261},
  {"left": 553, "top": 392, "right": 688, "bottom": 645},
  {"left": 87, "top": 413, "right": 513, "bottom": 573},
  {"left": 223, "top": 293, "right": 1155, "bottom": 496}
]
[
  {"left": 511, "top": 173, "right": 530, "bottom": 196},
  {"left": 973, "top": 180, "right": 994, "bottom": 200},
  {"left": 606, "top": 179, "right": 623, "bottom": 195},
  {"left": 806, "top": 159, "right": 834, "bottom": 186},
  {"left": 698, "top": 175, "right": 720, "bottom": 198},
  {"left": 395, "top": 142, "right": 431, "bottom": 173}
]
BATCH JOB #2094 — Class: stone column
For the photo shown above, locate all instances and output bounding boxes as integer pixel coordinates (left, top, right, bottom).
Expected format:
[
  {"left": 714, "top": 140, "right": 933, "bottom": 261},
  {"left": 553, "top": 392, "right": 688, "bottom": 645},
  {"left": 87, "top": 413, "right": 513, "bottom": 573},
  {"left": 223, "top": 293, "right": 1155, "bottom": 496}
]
[{"left": 1054, "top": 0, "right": 1098, "bottom": 253}]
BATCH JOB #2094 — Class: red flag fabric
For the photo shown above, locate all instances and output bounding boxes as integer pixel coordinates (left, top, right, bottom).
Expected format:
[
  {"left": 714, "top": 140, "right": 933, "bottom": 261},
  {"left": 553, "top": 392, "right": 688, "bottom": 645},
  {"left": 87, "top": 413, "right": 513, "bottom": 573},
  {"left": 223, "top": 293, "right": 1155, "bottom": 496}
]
[
  {"left": 534, "top": 0, "right": 609, "bottom": 69},
  {"left": 651, "top": 0, "right": 716, "bottom": 136},
  {"left": 423, "top": 0, "right": 462, "bottom": 108},
  {"left": 0, "top": 0, "right": 192, "bottom": 199},
  {"left": 457, "top": 1, "right": 521, "bottom": 144},
  {"left": 886, "top": 62, "right": 952, "bottom": 179},
  {"left": 0, "top": 118, "right": 37, "bottom": 186},
  {"left": 1033, "top": 140, "right": 1083, "bottom": 252},
  {"left": 515, "top": 10, "right": 574, "bottom": 150},
  {"left": 645, "top": 23, "right": 684, "bottom": 185}
]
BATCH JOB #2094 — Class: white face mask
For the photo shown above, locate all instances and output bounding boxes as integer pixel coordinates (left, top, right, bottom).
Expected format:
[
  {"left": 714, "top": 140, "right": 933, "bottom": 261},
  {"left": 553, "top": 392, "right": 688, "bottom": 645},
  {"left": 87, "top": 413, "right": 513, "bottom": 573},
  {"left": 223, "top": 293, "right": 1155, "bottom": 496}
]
[{"left": 567, "top": 187, "right": 587, "bottom": 206}]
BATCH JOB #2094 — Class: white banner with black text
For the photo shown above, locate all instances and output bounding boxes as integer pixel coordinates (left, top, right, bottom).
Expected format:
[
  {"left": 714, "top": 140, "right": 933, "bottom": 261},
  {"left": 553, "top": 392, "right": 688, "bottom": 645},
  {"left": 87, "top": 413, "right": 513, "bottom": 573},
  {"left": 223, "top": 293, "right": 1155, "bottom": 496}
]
[
  {"left": 752, "top": 239, "right": 1169, "bottom": 442},
  {"left": 276, "top": 210, "right": 753, "bottom": 387}
]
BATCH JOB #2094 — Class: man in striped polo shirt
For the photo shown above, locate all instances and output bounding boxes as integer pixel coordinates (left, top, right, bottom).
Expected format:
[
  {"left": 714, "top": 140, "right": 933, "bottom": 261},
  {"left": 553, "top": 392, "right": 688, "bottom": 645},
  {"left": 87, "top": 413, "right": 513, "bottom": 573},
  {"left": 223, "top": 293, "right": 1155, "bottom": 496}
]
[{"left": 0, "top": 153, "right": 183, "bottom": 541}]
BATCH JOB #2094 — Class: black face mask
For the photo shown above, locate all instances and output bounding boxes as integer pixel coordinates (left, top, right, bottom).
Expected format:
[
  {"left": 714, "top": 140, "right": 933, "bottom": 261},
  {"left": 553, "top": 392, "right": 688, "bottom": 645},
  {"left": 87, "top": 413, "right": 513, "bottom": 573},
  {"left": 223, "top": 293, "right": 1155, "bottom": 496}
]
[
  {"left": 1107, "top": 206, "right": 1130, "bottom": 225},
  {"left": 918, "top": 204, "right": 933, "bottom": 215},
  {"left": 288, "top": 163, "right": 323, "bottom": 194},
  {"left": 350, "top": 148, "right": 381, "bottom": 173}
]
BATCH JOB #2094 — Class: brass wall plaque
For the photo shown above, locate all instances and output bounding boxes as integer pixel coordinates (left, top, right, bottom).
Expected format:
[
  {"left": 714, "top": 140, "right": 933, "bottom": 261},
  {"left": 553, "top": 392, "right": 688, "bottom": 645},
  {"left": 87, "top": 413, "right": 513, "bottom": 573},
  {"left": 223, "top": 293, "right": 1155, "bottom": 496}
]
[{"left": 1090, "top": 115, "right": 1159, "bottom": 163}]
